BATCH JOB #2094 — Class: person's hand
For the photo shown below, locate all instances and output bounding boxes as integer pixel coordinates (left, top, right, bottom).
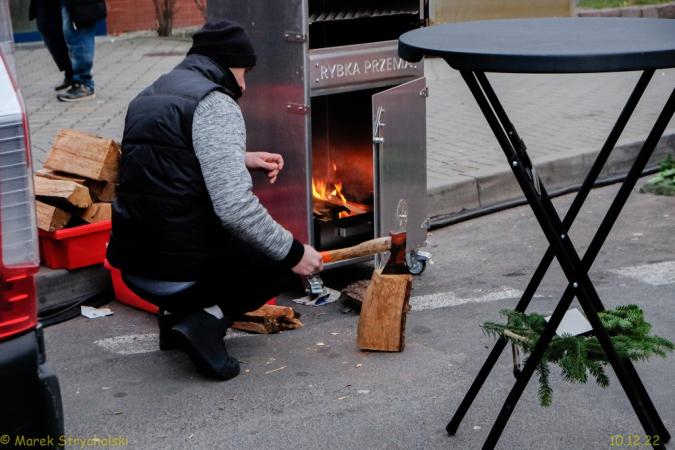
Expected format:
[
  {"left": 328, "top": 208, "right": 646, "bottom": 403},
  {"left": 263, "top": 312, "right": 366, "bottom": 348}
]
[
  {"left": 245, "top": 152, "right": 284, "bottom": 184},
  {"left": 291, "top": 245, "right": 324, "bottom": 276}
]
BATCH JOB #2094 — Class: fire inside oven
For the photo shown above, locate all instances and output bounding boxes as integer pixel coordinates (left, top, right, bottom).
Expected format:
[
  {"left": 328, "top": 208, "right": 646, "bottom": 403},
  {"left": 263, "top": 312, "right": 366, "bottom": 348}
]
[{"left": 311, "top": 87, "right": 384, "bottom": 250}]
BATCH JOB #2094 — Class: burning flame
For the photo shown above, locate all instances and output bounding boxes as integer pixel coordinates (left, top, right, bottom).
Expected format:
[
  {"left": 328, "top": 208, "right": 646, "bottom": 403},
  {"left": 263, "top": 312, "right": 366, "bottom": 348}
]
[
  {"left": 313, "top": 161, "right": 372, "bottom": 219},
  {"left": 312, "top": 176, "right": 351, "bottom": 219},
  {"left": 333, "top": 182, "right": 347, "bottom": 204}
]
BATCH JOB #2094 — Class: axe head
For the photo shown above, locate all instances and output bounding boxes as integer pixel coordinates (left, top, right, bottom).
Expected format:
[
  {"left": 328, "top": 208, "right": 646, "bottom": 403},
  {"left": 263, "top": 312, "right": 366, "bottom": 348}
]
[{"left": 382, "top": 231, "right": 408, "bottom": 275}]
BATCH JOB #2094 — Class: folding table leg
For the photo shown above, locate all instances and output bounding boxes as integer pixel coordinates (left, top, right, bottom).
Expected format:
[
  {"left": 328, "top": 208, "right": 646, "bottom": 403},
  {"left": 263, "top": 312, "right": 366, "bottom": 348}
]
[
  {"left": 447, "top": 71, "right": 655, "bottom": 437},
  {"left": 448, "top": 69, "right": 653, "bottom": 435},
  {"left": 485, "top": 84, "right": 675, "bottom": 448},
  {"left": 452, "top": 70, "right": 675, "bottom": 449}
]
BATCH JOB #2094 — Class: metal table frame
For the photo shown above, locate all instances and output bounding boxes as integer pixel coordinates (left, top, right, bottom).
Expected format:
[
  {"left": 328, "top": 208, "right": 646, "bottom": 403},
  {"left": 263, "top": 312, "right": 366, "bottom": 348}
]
[{"left": 399, "top": 18, "right": 675, "bottom": 449}]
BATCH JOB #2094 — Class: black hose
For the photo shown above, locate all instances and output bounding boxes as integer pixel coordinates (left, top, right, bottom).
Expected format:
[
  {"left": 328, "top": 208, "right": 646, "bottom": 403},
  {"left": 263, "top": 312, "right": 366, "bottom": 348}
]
[
  {"left": 429, "top": 166, "right": 659, "bottom": 231},
  {"left": 38, "top": 287, "right": 115, "bottom": 328}
]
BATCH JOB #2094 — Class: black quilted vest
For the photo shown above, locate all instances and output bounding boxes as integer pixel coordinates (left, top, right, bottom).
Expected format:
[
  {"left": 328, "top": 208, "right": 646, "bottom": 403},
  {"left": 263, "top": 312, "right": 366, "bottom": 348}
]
[{"left": 107, "top": 55, "right": 238, "bottom": 281}]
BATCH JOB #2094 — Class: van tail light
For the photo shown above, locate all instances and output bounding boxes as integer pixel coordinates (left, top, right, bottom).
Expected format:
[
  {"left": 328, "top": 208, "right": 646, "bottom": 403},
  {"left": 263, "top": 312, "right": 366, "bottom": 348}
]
[
  {"left": 0, "top": 53, "right": 40, "bottom": 341},
  {"left": 0, "top": 267, "right": 38, "bottom": 340}
]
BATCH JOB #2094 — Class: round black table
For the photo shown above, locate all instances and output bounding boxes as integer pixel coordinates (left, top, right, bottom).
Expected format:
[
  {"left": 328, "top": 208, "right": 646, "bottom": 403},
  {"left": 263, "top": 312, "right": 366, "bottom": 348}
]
[
  {"left": 400, "top": 18, "right": 675, "bottom": 73},
  {"left": 399, "top": 18, "right": 675, "bottom": 450}
]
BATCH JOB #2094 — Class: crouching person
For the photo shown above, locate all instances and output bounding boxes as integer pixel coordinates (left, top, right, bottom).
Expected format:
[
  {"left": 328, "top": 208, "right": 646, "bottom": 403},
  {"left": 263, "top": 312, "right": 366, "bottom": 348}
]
[{"left": 106, "top": 19, "right": 323, "bottom": 380}]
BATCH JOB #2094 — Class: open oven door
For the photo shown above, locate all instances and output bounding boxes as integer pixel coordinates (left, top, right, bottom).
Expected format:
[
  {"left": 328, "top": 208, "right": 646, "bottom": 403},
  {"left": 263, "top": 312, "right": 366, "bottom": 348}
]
[{"left": 372, "top": 77, "right": 428, "bottom": 266}]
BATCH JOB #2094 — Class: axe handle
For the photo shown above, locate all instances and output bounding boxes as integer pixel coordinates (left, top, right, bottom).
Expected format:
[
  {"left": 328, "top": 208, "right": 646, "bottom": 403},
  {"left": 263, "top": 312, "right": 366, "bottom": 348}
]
[{"left": 321, "top": 236, "right": 392, "bottom": 263}]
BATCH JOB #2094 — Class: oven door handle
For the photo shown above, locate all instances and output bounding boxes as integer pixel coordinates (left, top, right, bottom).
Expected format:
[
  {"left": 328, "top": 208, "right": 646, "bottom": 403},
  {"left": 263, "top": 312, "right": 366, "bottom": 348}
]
[{"left": 373, "top": 106, "right": 385, "bottom": 144}]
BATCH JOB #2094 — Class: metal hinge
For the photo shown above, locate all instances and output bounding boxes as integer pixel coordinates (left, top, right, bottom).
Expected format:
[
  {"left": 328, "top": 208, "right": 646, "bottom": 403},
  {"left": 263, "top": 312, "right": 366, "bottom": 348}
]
[
  {"left": 372, "top": 106, "right": 385, "bottom": 144},
  {"left": 284, "top": 32, "right": 307, "bottom": 42},
  {"left": 286, "top": 103, "right": 309, "bottom": 114}
]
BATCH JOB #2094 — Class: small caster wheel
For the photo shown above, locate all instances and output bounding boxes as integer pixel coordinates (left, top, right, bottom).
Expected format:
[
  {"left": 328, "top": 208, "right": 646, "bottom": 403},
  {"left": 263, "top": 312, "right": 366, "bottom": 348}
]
[
  {"left": 408, "top": 258, "right": 426, "bottom": 275},
  {"left": 407, "top": 250, "right": 432, "bottom": 275}
]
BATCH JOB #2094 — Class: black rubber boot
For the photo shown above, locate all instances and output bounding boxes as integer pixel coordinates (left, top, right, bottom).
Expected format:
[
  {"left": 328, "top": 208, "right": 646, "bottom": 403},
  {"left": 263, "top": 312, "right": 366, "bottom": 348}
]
[
  {"left": 170, "top": 310, "right": 240, "bottom": 380},
  {"left": 157, "top": 311, "right": 181, "bottom": 351}
]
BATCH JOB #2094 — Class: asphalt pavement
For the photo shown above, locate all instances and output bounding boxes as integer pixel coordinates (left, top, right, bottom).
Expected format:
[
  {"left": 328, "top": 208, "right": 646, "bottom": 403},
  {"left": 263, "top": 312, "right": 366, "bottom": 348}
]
[{"left": 41, "top": 178, "right": 675, "bottom": 450}]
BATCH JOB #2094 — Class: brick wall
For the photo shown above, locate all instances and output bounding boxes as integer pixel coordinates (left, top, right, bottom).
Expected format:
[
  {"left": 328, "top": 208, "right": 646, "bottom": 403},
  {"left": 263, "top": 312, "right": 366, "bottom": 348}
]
[{"left": 105, "top": 0, "right": 206, "bottom": 35}]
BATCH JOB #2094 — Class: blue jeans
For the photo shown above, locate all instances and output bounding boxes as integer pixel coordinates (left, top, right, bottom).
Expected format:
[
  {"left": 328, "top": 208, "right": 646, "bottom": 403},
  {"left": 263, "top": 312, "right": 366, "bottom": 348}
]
[{"left": 60, "top": 0, "right": 95, "bottom": 89}]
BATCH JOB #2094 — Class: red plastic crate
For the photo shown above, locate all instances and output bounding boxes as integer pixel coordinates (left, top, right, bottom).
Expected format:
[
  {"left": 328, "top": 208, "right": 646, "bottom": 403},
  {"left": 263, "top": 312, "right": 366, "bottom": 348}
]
[
  {"left": 39, "top": 221, "right": 112, "bottom": 270},
  {"left": 103, "top": 259, "right": 275, "bottom": 314},
  {"left": 104, "top": 259, "right": 160, "bottom": 314}
]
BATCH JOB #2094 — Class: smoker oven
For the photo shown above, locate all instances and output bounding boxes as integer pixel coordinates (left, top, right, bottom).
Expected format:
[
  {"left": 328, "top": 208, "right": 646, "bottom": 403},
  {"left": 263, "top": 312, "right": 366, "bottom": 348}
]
[{"left": 210, "top": 0, "right": 428, "bottom": 269}]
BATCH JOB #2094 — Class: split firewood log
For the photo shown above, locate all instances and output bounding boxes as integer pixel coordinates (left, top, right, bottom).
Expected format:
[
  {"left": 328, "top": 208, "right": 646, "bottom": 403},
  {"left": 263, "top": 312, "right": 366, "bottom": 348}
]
[
  {"left": 88, "top": 179, "right": 117, "bottom": 202},
  {"left": 34, "top": 176, "right": 92, "bottom": 208},
  {"left": 356, "top": 270, "right": 412, "bottom": 352},
  {"left": 44, "top": 128, "right": 121, "bottom": 182},
  {"left": 36, "top": 200, "right": 71, "bottom": 232},
  {"left": 75, "top": 202, "right": 112, "bottom": 224},
  {"left": 231, "top": 304, "right": 303, "bottom": 334},
  {"left": 37, "top": 168, "right": 117, "bottom": 203}
]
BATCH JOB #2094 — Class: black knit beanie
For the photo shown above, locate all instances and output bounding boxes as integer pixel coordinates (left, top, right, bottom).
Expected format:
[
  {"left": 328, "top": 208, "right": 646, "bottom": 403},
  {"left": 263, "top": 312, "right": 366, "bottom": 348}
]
[{"left": 187, "top": 19, "right": 257, "bottom": 70}]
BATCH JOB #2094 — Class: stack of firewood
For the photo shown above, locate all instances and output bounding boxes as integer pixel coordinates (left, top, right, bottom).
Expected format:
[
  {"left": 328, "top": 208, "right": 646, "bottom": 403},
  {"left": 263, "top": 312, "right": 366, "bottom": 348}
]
[{"left": 35, "top": 129, "right": 120, "bottom": 232}]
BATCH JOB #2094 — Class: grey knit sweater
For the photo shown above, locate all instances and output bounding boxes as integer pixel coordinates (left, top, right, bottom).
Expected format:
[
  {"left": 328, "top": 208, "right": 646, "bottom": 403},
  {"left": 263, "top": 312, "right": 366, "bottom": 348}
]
[{"left": 192, "top": 91, "right": 294, "bottom": 261}]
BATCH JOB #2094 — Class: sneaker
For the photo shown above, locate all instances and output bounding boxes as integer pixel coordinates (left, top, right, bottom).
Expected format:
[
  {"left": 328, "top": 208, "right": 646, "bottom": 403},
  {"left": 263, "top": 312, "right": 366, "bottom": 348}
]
[
  {"left": 54, "top": 77, "right": 72, "bottom": 92},
  {"left": 57, "top": 83, "right": 95, "bottom": 102},
  {"left": 171, "top": 310, "right": 240, "bottom": 380}
]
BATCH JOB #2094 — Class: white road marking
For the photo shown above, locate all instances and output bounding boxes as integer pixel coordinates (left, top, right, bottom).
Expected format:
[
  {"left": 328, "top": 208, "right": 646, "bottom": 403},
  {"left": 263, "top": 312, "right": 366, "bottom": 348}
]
[
  {"left": 609, "top": 261, "right": 675, "bottom": 286},
  {"left": 95, "top": 334, "right": 159, "bottom": 355},
  {"left": 95, "top": 329, "right": 252, "bottom": 355},
  {"left": 410, "top": 287, "right": 525, "bottom": 311}
]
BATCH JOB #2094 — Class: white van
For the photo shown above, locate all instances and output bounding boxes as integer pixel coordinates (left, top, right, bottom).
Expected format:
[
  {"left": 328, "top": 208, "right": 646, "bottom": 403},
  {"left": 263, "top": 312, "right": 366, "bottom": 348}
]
[{"left": 0, "top": 0, "right": 64, "bottom": 445}]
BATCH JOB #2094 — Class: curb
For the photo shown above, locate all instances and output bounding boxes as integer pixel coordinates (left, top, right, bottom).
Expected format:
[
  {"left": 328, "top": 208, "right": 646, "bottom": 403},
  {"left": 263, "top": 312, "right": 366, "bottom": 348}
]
[
  {"left": 36, "top": 264, "right": 111, "bottom": 314},
  {"left": 428, "top": 132, "right": 675, "bottom": 218}
]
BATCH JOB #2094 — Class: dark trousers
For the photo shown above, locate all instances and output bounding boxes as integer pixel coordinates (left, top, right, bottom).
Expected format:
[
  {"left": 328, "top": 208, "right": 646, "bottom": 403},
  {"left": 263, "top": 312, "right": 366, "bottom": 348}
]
[
  {"left": 122, "top": 237, "right": 300, "bottom": 319},
  {"left": 35, "top": 0, "right": 72, "bottom": 78}
]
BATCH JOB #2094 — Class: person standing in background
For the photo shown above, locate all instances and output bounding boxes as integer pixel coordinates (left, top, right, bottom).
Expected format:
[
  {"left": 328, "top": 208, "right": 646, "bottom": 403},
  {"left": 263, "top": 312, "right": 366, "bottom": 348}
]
[
  {"left": 29, "top": 0, "right": 106, "bottom": 102},
  {"left": 29, "top": 0, "right": 72, "bottom": 92}
]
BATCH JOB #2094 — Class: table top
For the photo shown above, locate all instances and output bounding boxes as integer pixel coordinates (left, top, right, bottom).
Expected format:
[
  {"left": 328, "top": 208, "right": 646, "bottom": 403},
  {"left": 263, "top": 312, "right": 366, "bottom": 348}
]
[{"left": 399, "top": 18, "right": 675, "bottom": 74}]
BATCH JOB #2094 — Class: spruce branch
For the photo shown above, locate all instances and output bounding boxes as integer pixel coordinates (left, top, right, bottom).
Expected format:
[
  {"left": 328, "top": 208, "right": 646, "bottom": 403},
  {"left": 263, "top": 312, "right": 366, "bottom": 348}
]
[{"left": 481, "top": 305, "right": 674, "bottom": 407}]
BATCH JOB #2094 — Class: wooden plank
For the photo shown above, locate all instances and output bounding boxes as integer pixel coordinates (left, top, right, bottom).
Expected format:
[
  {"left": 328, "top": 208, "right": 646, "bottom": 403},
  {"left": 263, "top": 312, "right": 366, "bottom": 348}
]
[
  {"left": 44, "top": 128, "right": 121, "bottom": 182},
  {"left": 75, "top": 202, "right": 112, "bottom": 223},
  {"left": 34, "top": 176, "right": 92, "bottom": 208},
  {"left": 36, "top": 200, "right": 71, "bottom": 232},
  {"left": 356, "top": 270, "right": 412, "bottom": 352}
]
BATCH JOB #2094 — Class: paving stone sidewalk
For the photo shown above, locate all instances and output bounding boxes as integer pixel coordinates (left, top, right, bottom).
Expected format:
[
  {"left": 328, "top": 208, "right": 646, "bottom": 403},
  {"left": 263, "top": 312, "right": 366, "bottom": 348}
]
[{"left": 15, "top": 35, "right": 675, "bottom": 218}]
